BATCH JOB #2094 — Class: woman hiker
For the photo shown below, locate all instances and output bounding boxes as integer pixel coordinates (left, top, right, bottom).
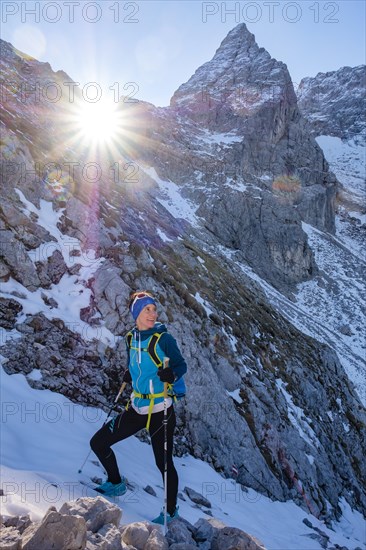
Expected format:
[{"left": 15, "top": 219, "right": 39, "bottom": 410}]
[{"left": 90, "top": 290, "right": 187, "bottom": 524}]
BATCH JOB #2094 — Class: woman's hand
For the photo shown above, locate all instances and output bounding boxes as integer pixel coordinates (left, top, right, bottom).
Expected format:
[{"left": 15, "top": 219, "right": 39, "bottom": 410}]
[{"left": 157, "top": 367, "right": 175, "bottom": 384}]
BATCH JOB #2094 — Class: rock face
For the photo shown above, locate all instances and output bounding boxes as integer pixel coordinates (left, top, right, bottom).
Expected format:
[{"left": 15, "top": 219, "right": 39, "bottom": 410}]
[
  {"left": 169, "top": 23, "right": 337, "bottom": 245},
  {"left": 0, "top": 26, "right": 365, "bottom": 523},
  {"left": 297, "top": 65, "right": 366, "bottom": 140}
]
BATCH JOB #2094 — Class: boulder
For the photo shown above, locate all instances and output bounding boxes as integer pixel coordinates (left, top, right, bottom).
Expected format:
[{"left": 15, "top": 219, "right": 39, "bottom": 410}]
[
  {"left": 60, "top": 496, "right": 122, "bottom": 533},
  {"left": 21, "top": 507, "right": 87, "bottom": 550},
  {"left": 86, "top": 523, "right": 122, "bottom": 550},
  {"left": 211, "top": 526, "right": 266, "bottom": 550},
  {"left": 120, "top": 521, "right": 152, "bottom": 549},
  {"left": 3, "top": 514, "right": 32, "bottom": 534},
  {"left": 0, "top": 229, "right": 40, "bottom": 290},
  {"left": 0, "top": 526, "right": 22, "bottom": 550},
  {"left": 0, "top": 298, "right": 22, "bottom": 329},
  {"left": 194, "top": 517, "right": 227, "bottom": 543},
  {"left": 144, "top": 527, "right": 169, "bottom": 550},
  {"left": 165, "top": 518, "right": 197, "bottom": 547},
  {"left": 184, "top": 487, "right": 212, "bottom": 508}
]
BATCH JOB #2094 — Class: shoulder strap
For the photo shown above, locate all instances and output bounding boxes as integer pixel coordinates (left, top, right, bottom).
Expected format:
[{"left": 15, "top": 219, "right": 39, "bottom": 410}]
[
  {"left": 147, "top": 333, "right": 164, "bottom": 367},
  {"left": 126, "top": 332, "right": 133, "bottom": 349},
  {"left": 126, "top": 331, "right": 165, "bottom": 367}
]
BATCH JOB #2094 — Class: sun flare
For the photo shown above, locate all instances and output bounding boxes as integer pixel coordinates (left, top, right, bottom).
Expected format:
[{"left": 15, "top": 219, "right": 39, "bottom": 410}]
[{"left": 76, "top": 100, "right": 121, "bottom": 144}]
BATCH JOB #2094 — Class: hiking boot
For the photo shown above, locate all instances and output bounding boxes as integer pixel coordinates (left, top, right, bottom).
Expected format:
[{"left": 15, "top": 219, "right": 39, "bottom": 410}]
[
  {"left": 151, "top": 506, "right": 179, "bottom": 525},
  {"left": 95, "top": 481, "right": 114, "bottom": 493},
  {"left": 95, "top": 479, "right": 127, "bottom": 496}
]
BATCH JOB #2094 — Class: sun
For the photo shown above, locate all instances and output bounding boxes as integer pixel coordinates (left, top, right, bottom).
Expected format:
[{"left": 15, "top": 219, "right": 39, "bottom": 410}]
[
  {"left": 63, "top": 94, "right": 147, "bottom": 163},
  {"left": 75, "top": 99, "right": 121, "bottom": 144}
]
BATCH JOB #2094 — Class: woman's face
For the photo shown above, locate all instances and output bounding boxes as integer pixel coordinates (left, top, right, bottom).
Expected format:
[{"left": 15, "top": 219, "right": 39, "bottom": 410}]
[{"left": 136, "top": 304, "right": 157, "bottom": 330}]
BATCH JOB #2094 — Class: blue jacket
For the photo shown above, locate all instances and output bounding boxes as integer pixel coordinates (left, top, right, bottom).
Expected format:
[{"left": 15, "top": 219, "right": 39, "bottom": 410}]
[{"left": 126, "top": 322, "right": 187, "bottom": 411}]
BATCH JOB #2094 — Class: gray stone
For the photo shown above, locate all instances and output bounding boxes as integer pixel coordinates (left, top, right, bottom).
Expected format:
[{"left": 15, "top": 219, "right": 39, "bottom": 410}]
[
  {"left": 297, "top": 65, "right": 365, "bottom": 140},
  {"left": 184, "top": 487, "right": 212, "bottom": 508},
  {"left": 0, "top": 259, "right": 11, "bottom": 278},
  {"left": 0, "top": 230, "right": 40, "bottom": 290},
  {"left": 3, "top": 514, "right": 32, "bottom": 534},
  {"left": 60, "top": 496, "right": 122, "bottom": 533},
  {"left": 194, "top": 517, "right": 227, "bottom": 543},
  {"left": 0, "top": 298, "right": 22, "bottom": 328},
  {"left": 143, "top": 485, "right": 157, "bottom": 497},
  {"left": 165, "top": 519, "right": 196, "bottom": 547},
  {"left": 339, "top": 324, "right": 353, "bottom": 336},
  {"left": 91, "top": 262, "right": 131, "bottom": 333},
  {"left": 144, "top": 527, "right": 169, "bottom": 550},
  {"left": 211, "top": 526, "right": 266, "bottom": 550},
  {"left": 86, "top": 523, "right": 122, "bottom": 550},
  {"left": 169, "top": 544, "right": 197, "bottom": 550},
  {"left": 36, "top": 249, "right": 67, "bottom": 287},
  {"left": 21, "top": 507, "right": 87, "bottom": 550},
  {"left": 120, "top": 544, "right": 138, "bottom": 550},
  {"left": 120, "top": 521, "right": 151, "bottom": 549},
  {"left": 0, "top": 526, "right": 22, "bottom": 550},
  {"left": 0, "top": 198, "right": 56, "bottom": 250}
]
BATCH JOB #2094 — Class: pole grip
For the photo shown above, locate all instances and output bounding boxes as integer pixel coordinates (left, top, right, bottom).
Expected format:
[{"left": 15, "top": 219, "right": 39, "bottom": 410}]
[{"left": 115, "top": 381, "right": 127, "bottom": 403}]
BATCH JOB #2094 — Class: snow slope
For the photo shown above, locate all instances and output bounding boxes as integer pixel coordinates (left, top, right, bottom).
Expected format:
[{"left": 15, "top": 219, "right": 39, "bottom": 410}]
[
  {"left": 1, "top": 366, "right": 364, "bottom": 550},
  {"left": 316, "top": 135, "right": 365, "bottom": 207}
]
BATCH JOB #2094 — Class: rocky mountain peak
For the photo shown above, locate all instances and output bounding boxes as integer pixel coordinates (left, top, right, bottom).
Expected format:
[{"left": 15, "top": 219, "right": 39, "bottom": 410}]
[
  {"left": 170, "top": 23, "right": 295, "bottom": 131},
  {"left": 198, "top": 21, "right": 259, "bottom": 69}
]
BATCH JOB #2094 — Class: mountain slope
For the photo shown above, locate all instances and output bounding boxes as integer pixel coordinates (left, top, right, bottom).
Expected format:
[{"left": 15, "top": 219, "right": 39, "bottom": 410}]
[
  {"left": 1, "top": 27, "right": 365, "bottom": 528},
  {"left": 295, "top": 65, "right": 366, "bottom": 407}
]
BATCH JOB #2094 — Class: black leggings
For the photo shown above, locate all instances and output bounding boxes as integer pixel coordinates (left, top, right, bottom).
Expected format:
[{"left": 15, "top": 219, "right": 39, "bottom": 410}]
[{"left": 90, "top": 406, "right": 178, "bottom": 514}]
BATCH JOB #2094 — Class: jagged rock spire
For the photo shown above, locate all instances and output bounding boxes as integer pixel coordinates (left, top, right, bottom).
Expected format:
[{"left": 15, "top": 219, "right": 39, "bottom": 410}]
[{"left": 170, "top": 22, "right": 295, "bottom": 128}]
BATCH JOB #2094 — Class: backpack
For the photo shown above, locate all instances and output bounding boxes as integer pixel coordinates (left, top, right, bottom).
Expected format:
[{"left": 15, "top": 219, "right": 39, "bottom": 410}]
[{"left": 126, "top": 331, "right": 186, "bottom": 400}]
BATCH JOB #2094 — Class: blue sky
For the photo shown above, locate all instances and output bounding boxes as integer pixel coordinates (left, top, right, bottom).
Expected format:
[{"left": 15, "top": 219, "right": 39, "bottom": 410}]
[{"left": 1, "top": 0, "right": 365, "bottom": 106}]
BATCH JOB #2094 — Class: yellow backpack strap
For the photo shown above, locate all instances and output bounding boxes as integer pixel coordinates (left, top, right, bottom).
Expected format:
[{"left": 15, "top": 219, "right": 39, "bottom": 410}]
[
  {"left": 128, "top": 331, "right": 166, "bottom": 430},
  {"left": 132, "top": 390, "right": 165, "bottom": 430},
  {"left": 147, "top": 333, "right": 163, "bottom": 367},
  {"left": 126, "top": 332, "right": 133, "bottom": 349}
]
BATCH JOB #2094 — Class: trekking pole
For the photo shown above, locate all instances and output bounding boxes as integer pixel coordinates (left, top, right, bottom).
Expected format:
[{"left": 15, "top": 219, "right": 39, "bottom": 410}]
[
  {"left": 78, "top": 381, "right": 127, "bottom": 474},
  {"left": 163, "top": 357, "right": 169, "bottom": 535}
]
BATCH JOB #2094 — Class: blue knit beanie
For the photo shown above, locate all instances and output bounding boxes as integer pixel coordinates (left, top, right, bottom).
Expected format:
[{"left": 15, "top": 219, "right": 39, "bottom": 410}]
[{"left": 130, "top": 294, "right": 156, "bottom": 321}]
